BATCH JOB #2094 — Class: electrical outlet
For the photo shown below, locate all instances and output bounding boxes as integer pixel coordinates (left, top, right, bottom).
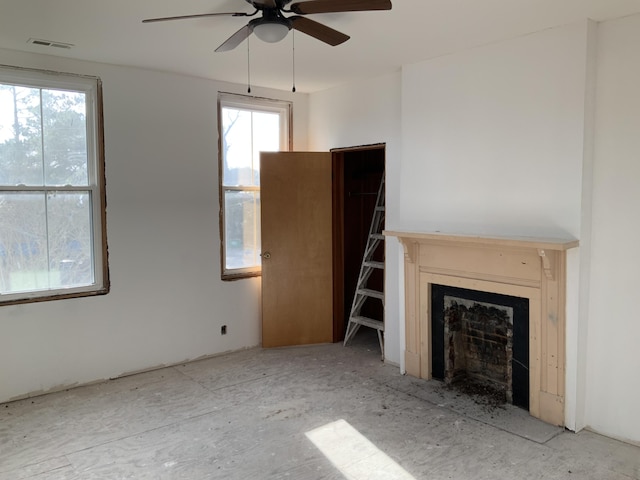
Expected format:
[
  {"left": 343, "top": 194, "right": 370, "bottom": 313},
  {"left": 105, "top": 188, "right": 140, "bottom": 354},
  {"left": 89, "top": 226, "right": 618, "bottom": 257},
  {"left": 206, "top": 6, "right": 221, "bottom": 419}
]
[{"left": 221, "top": 325, "right": 227, "bottom": 335}]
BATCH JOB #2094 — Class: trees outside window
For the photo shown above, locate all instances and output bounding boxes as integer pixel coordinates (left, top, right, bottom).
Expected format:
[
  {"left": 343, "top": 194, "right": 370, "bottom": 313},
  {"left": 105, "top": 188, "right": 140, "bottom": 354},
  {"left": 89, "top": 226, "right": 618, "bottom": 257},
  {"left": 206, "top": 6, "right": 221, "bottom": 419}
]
[
  {"left": 0, "top": 67, "right": 107, "bottom": 304},
  {"left": 218, "top": 93, "right": 291, "bottom": 279}
]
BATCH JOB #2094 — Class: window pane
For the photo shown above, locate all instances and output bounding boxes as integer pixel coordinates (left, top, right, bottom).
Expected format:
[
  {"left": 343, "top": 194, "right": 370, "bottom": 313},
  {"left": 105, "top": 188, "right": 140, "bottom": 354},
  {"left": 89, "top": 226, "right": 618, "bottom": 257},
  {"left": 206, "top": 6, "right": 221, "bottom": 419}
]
[
  {"left": 224, "top": 190, "right": 261, "bottom": 270},
  {"left": 0, "top": 85, "right": 43, "bottom": 186},
  {"left": 0, "top": 193, "right": 47, "bottom": 294},
  {"left": 47, "top": 192, "right": 94, "bottom": 288},
  {"left": 0, "top": 192, "right": 94, "bottom": 294},
  {"left": 251, "top": 111, "right": 280, "bottom": 187},
  {"left": 42, "top": 90, "right": 88, "bottom": 186},
  {"left": 221, "top": 108, "right": 281, "bottom": 188},
  {"left": 222, "top": 108, "right": 253, "bottom": 186}
]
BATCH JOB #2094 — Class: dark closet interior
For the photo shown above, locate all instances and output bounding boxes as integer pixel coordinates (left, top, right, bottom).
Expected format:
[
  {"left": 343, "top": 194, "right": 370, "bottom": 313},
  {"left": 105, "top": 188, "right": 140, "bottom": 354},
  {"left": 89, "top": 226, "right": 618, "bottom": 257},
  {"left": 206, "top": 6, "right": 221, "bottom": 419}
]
[{"left": 332, "top": 146, "right": 385, "bottom": 341}]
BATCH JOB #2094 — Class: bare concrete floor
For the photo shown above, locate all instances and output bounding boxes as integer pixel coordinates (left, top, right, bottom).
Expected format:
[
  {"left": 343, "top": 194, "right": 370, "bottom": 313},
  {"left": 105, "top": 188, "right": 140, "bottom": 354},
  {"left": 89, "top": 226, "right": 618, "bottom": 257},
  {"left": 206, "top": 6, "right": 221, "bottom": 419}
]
[{"left": 2, "top": 330, "right": 639, "bottom": 479}]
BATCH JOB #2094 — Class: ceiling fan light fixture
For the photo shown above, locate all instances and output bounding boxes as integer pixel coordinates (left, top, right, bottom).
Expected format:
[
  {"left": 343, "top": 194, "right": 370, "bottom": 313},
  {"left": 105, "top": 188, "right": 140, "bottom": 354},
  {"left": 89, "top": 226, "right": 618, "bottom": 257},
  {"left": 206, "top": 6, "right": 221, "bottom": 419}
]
[{"left": 253, "top": 20, "right": 290, "bottom": 43}]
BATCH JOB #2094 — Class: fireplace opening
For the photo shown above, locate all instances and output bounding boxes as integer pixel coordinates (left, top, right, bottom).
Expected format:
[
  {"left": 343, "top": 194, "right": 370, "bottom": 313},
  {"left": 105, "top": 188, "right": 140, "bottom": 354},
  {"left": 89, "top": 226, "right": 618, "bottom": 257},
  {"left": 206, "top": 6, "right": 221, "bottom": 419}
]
[{"left": 431, "top": 285, "right": 530, "bottom": 410}]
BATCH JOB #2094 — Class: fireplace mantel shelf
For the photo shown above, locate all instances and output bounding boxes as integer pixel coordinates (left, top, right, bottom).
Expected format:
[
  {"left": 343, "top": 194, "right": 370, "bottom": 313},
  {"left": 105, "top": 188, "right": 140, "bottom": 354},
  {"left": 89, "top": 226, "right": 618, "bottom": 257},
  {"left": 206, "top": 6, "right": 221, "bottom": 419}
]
[{"left": 384, "top": 230, "right": 578, "bottom": 251}]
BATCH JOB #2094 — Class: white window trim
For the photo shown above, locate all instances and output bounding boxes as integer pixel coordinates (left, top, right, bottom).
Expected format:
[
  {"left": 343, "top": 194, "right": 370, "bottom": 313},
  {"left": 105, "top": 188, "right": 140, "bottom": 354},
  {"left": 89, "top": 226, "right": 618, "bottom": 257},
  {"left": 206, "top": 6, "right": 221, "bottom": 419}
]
[
  {"left": 0, "top": 65, "right": 109, "bottom": 305},
  {"left": 218, "top": 92, "right": 292, "bottom": 280}
]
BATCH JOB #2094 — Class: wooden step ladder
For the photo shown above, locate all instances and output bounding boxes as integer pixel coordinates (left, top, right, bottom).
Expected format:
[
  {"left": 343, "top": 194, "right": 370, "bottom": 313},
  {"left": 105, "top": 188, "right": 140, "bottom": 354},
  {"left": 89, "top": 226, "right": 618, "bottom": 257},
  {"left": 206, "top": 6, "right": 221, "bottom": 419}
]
[{"left": 343, "top": 176, "right": 385, "bottom": 359}]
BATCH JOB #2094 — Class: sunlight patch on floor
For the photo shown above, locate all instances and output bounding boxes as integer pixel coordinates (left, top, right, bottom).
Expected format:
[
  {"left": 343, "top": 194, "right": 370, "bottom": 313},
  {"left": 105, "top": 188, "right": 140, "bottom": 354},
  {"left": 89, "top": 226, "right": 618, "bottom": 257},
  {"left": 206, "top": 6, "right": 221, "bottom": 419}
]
[{"left": 305, "top": 419, "right": 416, "bottom": 480}]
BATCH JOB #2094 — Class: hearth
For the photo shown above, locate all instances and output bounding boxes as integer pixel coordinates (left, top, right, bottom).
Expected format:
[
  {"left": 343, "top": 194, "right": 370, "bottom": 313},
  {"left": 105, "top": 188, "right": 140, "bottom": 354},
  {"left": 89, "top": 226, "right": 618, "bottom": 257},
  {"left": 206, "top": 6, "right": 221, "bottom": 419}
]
[{"left": 431, "top": 284, "right": 529, "bottom": 410}]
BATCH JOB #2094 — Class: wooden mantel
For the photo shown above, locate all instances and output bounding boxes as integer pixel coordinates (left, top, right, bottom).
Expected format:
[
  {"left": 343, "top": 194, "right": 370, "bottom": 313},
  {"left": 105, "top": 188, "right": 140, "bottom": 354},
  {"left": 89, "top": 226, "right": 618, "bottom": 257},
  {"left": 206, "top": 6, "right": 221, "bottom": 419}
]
[
  {"left": 384, "top": 230, "right": 578, "bottom": 426},
  {"left": 384, "top": 230, "right": 578, "bottom": 251}
]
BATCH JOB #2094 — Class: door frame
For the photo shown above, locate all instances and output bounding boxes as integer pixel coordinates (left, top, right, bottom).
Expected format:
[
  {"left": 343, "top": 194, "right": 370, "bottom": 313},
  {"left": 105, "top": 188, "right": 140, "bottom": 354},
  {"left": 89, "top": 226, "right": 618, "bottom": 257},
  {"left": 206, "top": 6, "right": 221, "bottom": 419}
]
[{"left": 331, "top": 143, "right": 386, "bottom": 342}]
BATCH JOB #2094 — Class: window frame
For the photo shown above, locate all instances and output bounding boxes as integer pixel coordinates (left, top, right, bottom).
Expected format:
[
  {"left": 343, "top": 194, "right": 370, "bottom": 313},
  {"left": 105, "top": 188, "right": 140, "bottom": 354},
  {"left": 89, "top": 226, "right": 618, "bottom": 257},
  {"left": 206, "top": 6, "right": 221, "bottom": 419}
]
[
  {"left": 217, "top": 92, "right": 292, "bottom": 280},
  {"left": 0, "top": 65, "right": 109, "bottom": 305}
]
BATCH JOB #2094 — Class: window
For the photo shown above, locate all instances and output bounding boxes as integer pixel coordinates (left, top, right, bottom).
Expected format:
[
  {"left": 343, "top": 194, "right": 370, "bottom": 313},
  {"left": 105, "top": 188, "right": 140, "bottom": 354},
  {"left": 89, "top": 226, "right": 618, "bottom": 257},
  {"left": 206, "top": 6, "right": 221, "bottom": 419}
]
[
  {"left": 0, "top": 66, "right": 108, "bottom": 305},
  {"left": 218, "top": 93, "right": 291, "bottom": 279}
]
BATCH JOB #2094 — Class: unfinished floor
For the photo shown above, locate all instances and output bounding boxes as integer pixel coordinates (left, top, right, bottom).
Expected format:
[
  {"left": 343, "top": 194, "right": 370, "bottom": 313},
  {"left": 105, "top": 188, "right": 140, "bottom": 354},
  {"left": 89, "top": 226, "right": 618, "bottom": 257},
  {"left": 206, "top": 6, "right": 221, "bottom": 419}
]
[{"left": 2, "top": 330, "right": 639, "bottom": 480}]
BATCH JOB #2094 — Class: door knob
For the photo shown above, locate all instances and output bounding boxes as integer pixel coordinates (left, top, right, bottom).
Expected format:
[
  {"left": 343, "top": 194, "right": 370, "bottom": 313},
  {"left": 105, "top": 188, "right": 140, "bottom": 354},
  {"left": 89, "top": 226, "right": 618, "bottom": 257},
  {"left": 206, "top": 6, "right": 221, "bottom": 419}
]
[{"left": 262, "top": 252, "right": 271, "bottom": 259}]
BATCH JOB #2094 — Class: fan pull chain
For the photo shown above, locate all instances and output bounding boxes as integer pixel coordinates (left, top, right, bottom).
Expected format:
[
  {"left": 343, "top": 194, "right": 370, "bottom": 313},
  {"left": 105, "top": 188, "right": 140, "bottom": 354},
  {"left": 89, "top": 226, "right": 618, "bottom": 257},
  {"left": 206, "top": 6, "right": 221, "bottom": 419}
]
[
  {"left": 247, "top": 35, "right": 251, "bottom": 94},
  {"left": 292, "top": 30, "right": 296, "bottom": 93}
]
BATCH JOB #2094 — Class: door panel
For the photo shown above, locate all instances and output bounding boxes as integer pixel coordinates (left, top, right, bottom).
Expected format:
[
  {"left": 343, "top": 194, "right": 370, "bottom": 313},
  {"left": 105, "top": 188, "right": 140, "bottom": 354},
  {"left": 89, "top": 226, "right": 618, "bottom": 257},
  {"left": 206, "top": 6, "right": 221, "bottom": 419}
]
[{"left": 260, "top": 151, "right": 333, "bottom": 347}]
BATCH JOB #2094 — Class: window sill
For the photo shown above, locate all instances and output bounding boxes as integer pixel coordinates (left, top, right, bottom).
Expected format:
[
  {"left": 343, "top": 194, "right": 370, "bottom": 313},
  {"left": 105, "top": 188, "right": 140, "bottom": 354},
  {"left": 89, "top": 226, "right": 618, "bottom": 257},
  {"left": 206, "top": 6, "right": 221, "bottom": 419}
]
[{"left": 221, "top": 270, "right": 261, "bottom": 281}]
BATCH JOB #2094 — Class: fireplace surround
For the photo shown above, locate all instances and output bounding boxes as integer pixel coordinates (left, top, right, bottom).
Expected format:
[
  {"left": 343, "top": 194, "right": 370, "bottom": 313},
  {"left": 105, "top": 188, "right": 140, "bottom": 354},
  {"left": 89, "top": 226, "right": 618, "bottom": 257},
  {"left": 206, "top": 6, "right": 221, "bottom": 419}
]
[{"left": 385, "top": 231, "right": 578, "bottom": 426}]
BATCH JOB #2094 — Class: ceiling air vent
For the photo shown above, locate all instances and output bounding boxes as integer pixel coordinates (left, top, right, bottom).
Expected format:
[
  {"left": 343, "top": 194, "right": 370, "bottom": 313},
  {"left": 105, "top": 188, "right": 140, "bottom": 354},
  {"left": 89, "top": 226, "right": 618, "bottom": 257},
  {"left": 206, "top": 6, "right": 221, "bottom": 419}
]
[{"left": 27, "top": 38, "right": 74, "bottom": 49}]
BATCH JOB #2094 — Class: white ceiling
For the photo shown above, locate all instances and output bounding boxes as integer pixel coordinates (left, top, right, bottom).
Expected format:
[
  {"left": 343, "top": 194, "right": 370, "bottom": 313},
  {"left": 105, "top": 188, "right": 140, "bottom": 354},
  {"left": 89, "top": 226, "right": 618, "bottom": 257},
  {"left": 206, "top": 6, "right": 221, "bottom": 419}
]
[{"left": 1, "top": 0, "right": 640, "bottom": 93}]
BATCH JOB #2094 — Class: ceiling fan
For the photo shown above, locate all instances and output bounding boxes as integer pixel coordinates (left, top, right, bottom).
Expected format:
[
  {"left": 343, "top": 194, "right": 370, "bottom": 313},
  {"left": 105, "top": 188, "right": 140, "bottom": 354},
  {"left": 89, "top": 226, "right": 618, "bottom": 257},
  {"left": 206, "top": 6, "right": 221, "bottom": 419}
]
[{"left": 142, "top": 0, "right": 392, "bottom": 52}]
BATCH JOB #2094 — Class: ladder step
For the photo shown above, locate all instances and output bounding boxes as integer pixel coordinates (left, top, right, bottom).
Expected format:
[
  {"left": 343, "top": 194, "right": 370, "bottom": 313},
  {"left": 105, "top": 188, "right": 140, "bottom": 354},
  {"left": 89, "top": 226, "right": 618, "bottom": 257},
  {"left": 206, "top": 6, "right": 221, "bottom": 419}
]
[
  {"left": 357, "top": 288, "right": 384, "bottom": 300},
  {"left": 349, "top": 316, "right": 384, "bottom": 331},
  {"left": 375, "top": 206, "right": 385, "bottom": 212},
  {"left": 370, "top": 233, "right": 384, "bottom": 241},
  {"left": 363, "top": 260, "right": 384, "bottom": 269}
]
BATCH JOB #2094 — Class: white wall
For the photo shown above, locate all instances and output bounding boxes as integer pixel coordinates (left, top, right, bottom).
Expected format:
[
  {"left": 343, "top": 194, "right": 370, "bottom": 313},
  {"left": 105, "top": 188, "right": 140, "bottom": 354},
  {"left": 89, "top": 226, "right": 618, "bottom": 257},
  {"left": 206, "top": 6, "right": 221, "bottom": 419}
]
[
  {"left": 0, "top": 48, "right": 308, "bottom": 403},
  {"left": 585, "top": 13, "right": 640, "bottom": 444},
  {"left": 400, "top": 24, "right": 587, "bottom": 239},
  {"left": 308, "top": 72, "right": 403, "bottom": 365}
]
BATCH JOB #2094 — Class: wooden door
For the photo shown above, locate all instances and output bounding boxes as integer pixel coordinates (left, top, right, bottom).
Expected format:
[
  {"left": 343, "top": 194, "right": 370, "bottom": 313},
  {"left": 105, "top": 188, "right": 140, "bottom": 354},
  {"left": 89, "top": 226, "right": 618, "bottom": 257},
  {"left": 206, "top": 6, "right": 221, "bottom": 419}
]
[{"left": 260, "top": 151, "right": 333, "bottom": 347}]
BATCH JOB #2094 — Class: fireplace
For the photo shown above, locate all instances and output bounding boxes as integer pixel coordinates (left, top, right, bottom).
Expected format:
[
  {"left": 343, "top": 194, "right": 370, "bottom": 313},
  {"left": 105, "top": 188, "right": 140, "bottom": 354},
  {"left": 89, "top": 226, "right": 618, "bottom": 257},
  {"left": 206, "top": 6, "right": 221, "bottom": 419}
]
[
  {"left": 431, "top": 284, "right": 529, "bottom": 410},
  {"left": 384, "top": 230, "right": 578, "bottom": 426}
]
